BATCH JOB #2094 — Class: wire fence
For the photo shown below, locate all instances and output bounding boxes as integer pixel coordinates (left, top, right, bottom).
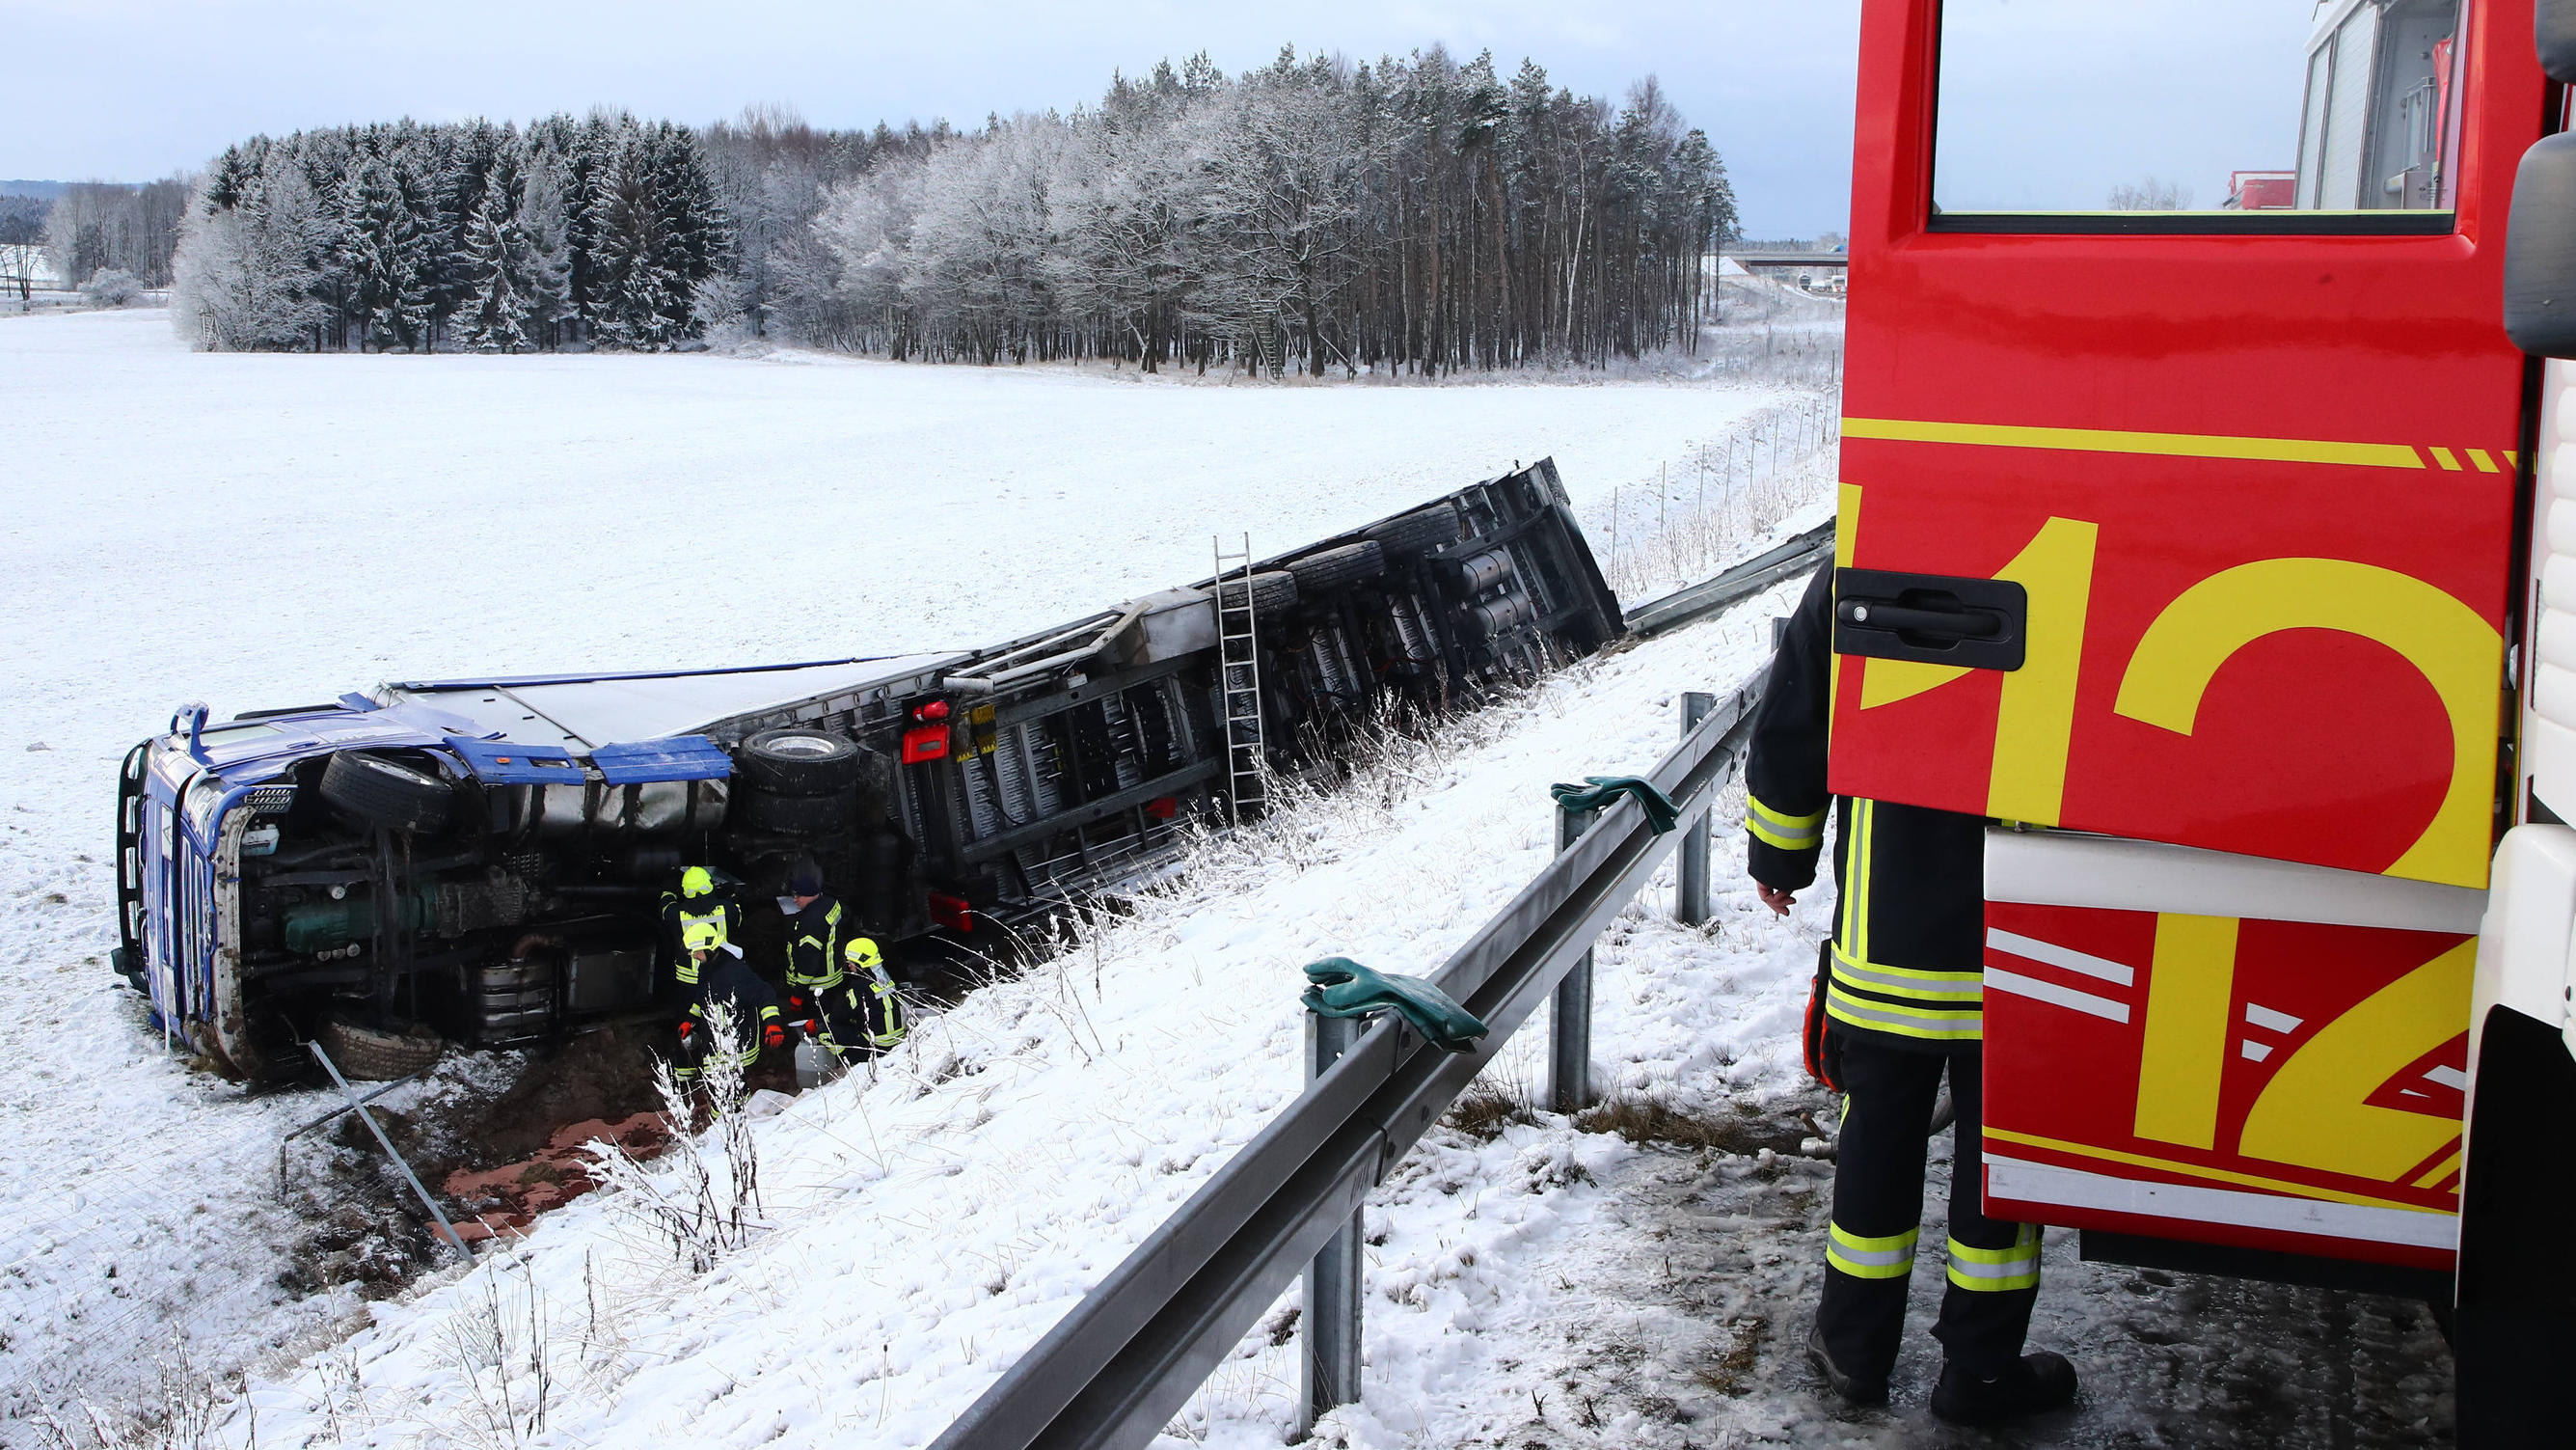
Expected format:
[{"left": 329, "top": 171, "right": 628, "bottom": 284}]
[{"left": 1591, "top": 394, "right": 1842, "bottom": 604}]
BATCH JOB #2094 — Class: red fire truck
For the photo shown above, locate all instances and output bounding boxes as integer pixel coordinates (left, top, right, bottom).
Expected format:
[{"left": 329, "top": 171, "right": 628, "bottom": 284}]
[{"left": 1838, "top": 1, "right": 2571, "bottom": 1437}]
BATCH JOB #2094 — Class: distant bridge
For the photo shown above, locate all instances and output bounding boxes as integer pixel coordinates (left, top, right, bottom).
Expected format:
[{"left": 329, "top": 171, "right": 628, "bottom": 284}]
[{"left": 1723, "top": 250, "right": 1850, "bottom": 269}]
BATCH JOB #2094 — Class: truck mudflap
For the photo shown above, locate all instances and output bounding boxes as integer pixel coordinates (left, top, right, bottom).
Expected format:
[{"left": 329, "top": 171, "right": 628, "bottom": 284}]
[{"left": 1980, "top": 827, "right": 2481, "bottom": 1272}]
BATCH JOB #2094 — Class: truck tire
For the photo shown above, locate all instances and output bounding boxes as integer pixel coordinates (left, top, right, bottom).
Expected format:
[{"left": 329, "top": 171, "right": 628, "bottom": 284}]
[
  {"left": 1286, "top": 540, "right": 1385, "bottom": 592},
  {"left": 738, "top": 727, "right": 862, "bottom": 796},
  {"left": 318, "top": 752, "right": 455, "bottom": 834},
  {"left": 738, "top": 785, "right": 859, "bottom": 836},
  {"left": 1364, "top": 505, "right": 1460, "bottom": 559},
  {"left": 314, "top": 1014, "right": 445, "bottom": 1081},
  {"left": 1247, "top": 570, "right": 1300, "bottom": 620}
]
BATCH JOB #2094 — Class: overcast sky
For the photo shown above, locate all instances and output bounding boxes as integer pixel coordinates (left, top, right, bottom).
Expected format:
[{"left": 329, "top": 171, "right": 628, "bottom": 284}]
[
  {"left": 3, "top": 2, "right": 2366, "bottom": 233},
  {"left": 2, "top": 0, "right": 1864, "bottom": 236}
]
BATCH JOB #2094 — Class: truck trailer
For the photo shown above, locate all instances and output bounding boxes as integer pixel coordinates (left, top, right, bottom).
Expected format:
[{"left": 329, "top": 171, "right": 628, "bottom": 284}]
[
  {"left": 1839, "top": 0, "right": 2574, "bottom": 1436},
  {"left": 113, "top": 462, "right": 1620, "bottom": 1083}
]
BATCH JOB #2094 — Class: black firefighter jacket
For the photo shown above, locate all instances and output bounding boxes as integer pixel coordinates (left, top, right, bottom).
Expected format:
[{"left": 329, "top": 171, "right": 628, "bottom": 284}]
[{"left": 1745, "top": 566, "right": 1989, "bottom": 1053}]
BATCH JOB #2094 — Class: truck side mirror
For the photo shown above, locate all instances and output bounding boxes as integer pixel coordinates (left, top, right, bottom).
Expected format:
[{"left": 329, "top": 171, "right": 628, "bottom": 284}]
[
  {"left": 2543, "top": 0, "right": 2576, "bottom": 83},
  {"left": 2504, "top": 133, "right": 2576, "bottom": 358}
]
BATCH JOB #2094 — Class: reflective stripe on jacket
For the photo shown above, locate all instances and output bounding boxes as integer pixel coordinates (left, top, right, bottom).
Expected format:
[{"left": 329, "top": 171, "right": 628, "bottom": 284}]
[{"left": 785, "top": 895, "right": 844, "bottom": 988}]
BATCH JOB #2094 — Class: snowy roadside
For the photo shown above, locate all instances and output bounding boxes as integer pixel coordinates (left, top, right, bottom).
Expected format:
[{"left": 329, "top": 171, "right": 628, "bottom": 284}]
[
  {"left": 0, "top": 305, "right": 1830, "bottom": 1436},
  {"left": 195, "top": 532, "right": 2454, "bottom": 1450},
  {"left": 192, "top": 553, "right": 1826, "bottom": 1450}
]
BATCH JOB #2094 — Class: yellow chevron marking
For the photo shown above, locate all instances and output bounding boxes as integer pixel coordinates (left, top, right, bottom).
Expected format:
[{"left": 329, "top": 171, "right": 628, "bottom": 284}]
[
  {"left": 2467, "top": 450, "right": 2500, "bottom": 474},
  {"left": 2429, "top": 448, "right": 2462, "bottom": 471},
  {"left": 1841, "top": 418, "right": 2428, "bottom": 470}
]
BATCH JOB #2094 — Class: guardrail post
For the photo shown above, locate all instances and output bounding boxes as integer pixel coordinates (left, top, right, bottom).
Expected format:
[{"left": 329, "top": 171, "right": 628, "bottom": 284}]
[
  {"left": 1301, "top": 1010, "right": 1365, "bottom": 1434},
  {"left": 1549, "top": 803, "right": 1599, "bottom": 1113},
  {"left": 1677, "top": 691, "right": 1716, "bottom": 925}
]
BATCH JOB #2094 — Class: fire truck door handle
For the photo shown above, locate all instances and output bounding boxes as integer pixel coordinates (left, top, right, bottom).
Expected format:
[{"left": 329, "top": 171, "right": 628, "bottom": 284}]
[
  {"left": 1831, "top": 568, "right": 2028, "bottom": 671},
  {"left": 1835, "top": 601, "right": 2001, "bottom": 639}
]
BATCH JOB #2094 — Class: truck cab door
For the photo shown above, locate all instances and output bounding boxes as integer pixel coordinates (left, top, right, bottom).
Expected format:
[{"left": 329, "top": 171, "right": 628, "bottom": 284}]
[{"left": 1834, "top": 0, "right": 2538, "bottom": 890}]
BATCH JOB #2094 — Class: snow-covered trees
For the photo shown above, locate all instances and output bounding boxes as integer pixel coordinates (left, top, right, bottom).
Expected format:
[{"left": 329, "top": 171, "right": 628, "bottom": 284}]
[
  {"left": 171, "top": 47, "right": 1731, "bottom": 369},
  {"left": 172, "top": 114, "right": 730, "bottom": 352},
  {"left": 802, "top": 47, "right": 1736, "bottom": 373},
  {"left": 42, "top": 179, "right": 187, "bottom": 290}
]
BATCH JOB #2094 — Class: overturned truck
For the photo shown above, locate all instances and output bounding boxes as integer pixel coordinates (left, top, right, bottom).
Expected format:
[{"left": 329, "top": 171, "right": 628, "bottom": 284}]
[{"left": 113, "top": 462, "right": 1623, "bottom": 1081}]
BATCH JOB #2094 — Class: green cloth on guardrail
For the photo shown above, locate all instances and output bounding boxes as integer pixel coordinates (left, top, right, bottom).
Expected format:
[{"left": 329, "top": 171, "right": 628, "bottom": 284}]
[
  {"left": 1300, "top": 957, "right": 1490, "bottom": 1054},
  {"left": 1549, "top": 775, "right": 1681, "bottom": 834}
]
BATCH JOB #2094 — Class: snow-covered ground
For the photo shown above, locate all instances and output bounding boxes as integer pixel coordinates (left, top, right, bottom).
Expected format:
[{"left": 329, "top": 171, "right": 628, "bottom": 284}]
[
  {"left": 1, "top": 307, "right": 2449, "bottom": 1448},
  {"left": 0, "top": 307, "right": 1816, "bottom": 1436},
  {"left": 150, "top": 544, "right": 2454, "bottom": 1450}
]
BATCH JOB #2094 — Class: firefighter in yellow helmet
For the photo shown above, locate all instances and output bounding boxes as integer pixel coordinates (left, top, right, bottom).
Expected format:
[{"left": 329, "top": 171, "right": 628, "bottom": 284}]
[
  {"left": 658, "top": 865, "right": 782, "bottom": 1083},
  {"left": 792, "top": 934, "right": 908, "bottom": 1066},
  {"left": 844, "top": 936, "right": 908, "bottom": 1054}
]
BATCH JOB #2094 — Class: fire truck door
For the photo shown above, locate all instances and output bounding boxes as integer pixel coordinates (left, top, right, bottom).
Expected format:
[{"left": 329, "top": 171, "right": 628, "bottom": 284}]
[{"left": 1832, "top": 0, "right": 2540, "bottom": 889}]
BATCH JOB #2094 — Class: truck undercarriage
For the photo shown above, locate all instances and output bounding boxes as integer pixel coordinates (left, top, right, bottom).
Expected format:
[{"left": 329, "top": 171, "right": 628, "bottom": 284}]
[{"left": 114, "top": 461, "right": 1622, "bottom": 1081}]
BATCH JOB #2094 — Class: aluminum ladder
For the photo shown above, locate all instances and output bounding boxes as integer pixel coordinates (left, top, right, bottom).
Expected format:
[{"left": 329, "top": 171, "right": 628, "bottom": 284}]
[{"left": 1213, "top": 533, "right": 1267, "bottom": 825}]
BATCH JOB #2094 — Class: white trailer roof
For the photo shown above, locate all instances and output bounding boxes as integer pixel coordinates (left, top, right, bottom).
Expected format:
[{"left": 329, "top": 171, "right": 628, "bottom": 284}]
[{"left": 382, "top": 653, "right": 966, "bottom": 750}]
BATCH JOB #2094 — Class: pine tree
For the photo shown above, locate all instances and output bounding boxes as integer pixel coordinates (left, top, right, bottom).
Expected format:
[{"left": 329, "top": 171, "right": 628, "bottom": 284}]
[
  {"left": 457, "top": 145, "right": 533, "bottom": 352},
  {"left": 519, "top": 152, "right": 576, "bottom": 348}
]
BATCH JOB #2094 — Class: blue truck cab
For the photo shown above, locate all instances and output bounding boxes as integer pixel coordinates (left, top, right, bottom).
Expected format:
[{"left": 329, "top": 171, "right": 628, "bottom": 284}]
[{"left": 113, "top": 466, "right": 1623, "bottom": 1080}]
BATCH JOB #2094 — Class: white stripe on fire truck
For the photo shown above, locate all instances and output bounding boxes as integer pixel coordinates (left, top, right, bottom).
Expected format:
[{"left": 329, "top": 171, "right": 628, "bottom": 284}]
[
  {"left": 2239, "top": 1040, "right": 2272, "bottom": 1063},
  {"left": 1984, "top": 1155, "right": 2456, "bottom": 1250},
  {"left": 1982, "top": 967, "right": 2130, "bottom": 1024},
  {"left": 2426, "top": 1064, "right": 2469, "bottom": 1091},
  {"left": 1984, "top": 928, "right": 2134, "bottom": 986},
  {"left": 2244, "top": 1002, "right": 2302, "bottom": 1034}
]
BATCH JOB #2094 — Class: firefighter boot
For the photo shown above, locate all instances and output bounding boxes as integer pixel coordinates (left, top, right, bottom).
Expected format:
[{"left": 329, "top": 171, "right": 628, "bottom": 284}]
[
  {"left": 1804, "top": 1321, "right": 1889, "bottom": 1408},
  {"left": 1928, "top": 1352, "right": 2077, "bottom": 1425}
]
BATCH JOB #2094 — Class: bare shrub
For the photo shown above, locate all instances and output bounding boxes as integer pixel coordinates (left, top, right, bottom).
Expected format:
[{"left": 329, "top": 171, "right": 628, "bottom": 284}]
[
  {"left": 79, "top": 267, "right": 145, "bottom": 308},
  {"left": 1444, "top": 1079, "right": 1539, "bottom": 1140},
  {"left": 440, "top": 1254, "right": 554, "bottom": 1449},
  {"left": 27, "top": 1336, "right": 233, "bottom": 1450},
  {"left": 584, "top": 1002, "right": 764, "bottom": 1272},
  {"left": 1574, "top": 1094, "right": 1811, "bottom": 1157}
]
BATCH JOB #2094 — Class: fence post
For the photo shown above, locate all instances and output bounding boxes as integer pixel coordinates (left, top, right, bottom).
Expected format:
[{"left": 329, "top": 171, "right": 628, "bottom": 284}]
[
  {"left": 1549, "top": 803, "right": 1599, "bottom": 1113},
  {"left": 1678, "top": 692, "right": 1716, "bottom": 925},
  {"left": 1300, "top": 1010, "right": 1365, "bottom": 1434}
]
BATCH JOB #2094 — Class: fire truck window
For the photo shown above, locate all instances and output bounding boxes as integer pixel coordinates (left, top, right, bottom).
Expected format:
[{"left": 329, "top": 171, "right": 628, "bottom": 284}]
[{"left": 1933, "top": 0, "right": 2464, "bottom": 227}]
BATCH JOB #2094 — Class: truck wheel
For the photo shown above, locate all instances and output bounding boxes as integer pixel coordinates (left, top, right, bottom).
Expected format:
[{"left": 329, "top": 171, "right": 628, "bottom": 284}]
[
  {"left": 1247, "top": 570, "right": 1300, "bottom": 620},
  {"left": 314, "top": 1013, "right": 445, "bottom": 1081},
  {"left": 739, "top": 727, "right": 862, "bottom": 795},
  {"left": 318, "top": 752, "right": 455, "bottom": 834},
  {"left": 738, "top": 786, "right": 858, "bottom": 836},
  {"left": 1287, "top": 540, "right": 1385, "bottom": 592},
  {"left": 1364, "top": 505, "right": 1461, "bottom": 559}
]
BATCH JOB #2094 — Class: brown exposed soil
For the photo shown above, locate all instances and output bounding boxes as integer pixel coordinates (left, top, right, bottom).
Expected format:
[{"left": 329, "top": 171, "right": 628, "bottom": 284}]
[{"left": 443, "top": 1111, "right": 670, "bottom": 1244}]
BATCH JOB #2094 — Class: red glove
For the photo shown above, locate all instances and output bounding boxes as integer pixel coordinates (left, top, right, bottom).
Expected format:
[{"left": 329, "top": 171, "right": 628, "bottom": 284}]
[{"left": 763, "top": 1023, "right": 786, "bottom": 1051}]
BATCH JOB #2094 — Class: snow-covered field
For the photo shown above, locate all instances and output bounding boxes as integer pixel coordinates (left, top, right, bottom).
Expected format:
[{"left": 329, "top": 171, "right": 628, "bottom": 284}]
[
  {"left": 0, "top": 307, "right": 1810, "bottom": 1436},
  {"left": 0, "top": 308, "right": 2451, "bottom": 1448}
]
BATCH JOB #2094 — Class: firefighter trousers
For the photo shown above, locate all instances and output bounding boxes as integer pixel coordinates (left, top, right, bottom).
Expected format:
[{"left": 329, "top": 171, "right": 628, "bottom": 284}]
[{"left": 1817, "top": 1033, "right": 2041, "bottom": 1381}]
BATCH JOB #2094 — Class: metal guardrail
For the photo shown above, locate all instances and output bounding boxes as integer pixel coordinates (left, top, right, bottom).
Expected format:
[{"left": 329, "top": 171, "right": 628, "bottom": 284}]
[
  {"left": 931, "top": 582, "right": 1800, "bottom": 1447},
  {"left": 1623, "top": 519, "right": 1835, "bottom": 639}
]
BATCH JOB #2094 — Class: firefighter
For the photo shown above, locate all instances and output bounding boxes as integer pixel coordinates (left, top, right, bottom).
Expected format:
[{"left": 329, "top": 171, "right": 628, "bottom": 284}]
[
  {"left": 773, "top": 856, "right": 845, "bottom": 1053},
  {"left": 1747, "top": 566, "right": 2077, "bottom": 1425},
  {"left": 842, "top": 936, "right": 908, "bottom": 1055},
  {"left": 661, "top": 865, "right": 783, "bottom": 1083}
]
